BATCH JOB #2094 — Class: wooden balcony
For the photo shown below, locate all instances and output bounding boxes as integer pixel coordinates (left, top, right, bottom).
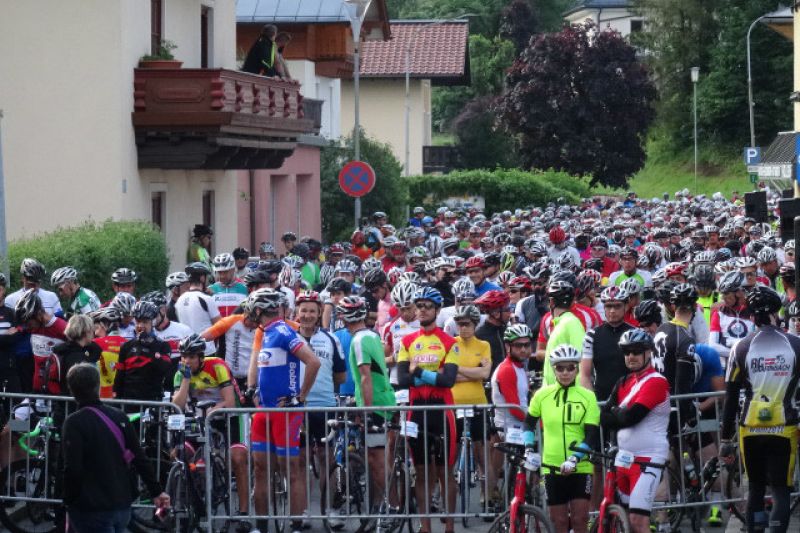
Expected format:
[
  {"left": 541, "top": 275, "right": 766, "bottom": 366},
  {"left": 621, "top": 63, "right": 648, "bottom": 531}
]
[{"left": 133, "top": 68, "right": 316, "bottom": 169}]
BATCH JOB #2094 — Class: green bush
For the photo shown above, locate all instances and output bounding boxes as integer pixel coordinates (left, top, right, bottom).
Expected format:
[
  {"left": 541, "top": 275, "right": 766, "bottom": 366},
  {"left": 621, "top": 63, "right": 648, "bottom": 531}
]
[
  {"left": 406, "top": 168, "right": 590, "bottom": 214},
  {"left": 7, "top": 220, "right": 169, "bottom": 302}
]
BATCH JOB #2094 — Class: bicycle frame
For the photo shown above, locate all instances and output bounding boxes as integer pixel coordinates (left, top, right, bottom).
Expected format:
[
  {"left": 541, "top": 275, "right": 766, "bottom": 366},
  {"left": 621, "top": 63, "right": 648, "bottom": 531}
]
[
  {"left": 595, "top": 463, "right": 619, "bottom": 532},
  {"left": 508, "top": 465, "right": 530, "bottom": 533}
]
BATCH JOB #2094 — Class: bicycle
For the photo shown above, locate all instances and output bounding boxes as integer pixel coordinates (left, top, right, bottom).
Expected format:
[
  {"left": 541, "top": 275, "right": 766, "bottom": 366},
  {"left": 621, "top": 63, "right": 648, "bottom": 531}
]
[
  {"left": 377, "top": 418, "right": 416, "bottom": 533},
  {"left": 454, "top": 407, "right": 478, "bottom": 527},
  {"left": 489, "top": 442, "right": 555, "bottom": 533}
]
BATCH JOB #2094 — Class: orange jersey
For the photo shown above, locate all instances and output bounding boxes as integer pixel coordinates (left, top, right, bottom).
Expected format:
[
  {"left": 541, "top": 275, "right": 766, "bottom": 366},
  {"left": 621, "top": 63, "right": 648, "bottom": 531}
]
[{"left": 94, "top": 335, "right": 126, "bottom": 398}]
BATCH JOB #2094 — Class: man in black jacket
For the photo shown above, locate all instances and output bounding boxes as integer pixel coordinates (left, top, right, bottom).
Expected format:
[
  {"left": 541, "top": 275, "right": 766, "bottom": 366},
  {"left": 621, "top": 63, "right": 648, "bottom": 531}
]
[
  {"left": 61, "top": 363, "right": 169, "bottom": 532},
  {"left": 0, "top": 273, "right": 21, "bottom": 393}
]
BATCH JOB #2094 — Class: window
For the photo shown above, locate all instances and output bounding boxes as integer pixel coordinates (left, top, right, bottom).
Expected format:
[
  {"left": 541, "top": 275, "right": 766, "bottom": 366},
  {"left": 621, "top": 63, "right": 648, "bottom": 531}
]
[
  {"left": 630, "top": 20, "right": 643, "bottom": 33},
  {"left": 151, "top": 192, "right": 165, "bottom": 231},
  {"left": 203, "top": 190, "right": 215, "bottom": 255},
  {"left": 151, "top": 0, "right": 163, "bottom": 56},
  {"left": 201, "top": 6, "right": 210, "bottom": 68}
]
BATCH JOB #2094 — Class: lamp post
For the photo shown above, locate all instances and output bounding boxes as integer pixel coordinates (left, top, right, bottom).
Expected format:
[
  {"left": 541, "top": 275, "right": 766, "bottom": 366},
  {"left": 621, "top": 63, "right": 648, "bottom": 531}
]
[
  {"left": 404, "top": 15, "right": 473, "bottom": 177},
  {"left": 344, "top": 0, "right": 372, "bottom": 229},
  {"left": 691, "top": 67, "right": 699, "bottom": 194},
  {"left": 0, "top": 110, "right": 7, "bottom": 282},
  {"left": 747, "top": 13, "right": 768, "bottom": 149}
]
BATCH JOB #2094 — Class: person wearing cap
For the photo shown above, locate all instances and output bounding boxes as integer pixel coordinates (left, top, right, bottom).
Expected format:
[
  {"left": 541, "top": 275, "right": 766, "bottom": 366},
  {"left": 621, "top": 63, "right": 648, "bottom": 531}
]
[
  {"left": 187, "top": 224, "right": 214, "bottom": 271},
  {"left": 280, "top": 232, "right": 298, "bottom": 257},
  {"left": 409, "top": 207, "right": 425, "bottom": 227},
  {"left": 232, "top": 247, "right": 252, "bottom": 279}
]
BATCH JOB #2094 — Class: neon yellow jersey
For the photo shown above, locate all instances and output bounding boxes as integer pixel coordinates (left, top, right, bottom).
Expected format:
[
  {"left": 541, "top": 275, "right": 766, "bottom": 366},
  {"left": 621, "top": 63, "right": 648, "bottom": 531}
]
[
  {"left": 173, "top": 357, "right": 234, "bottom": 404},
  {"left": 543, "top": 312, "right": 585, "bottom": 386}
]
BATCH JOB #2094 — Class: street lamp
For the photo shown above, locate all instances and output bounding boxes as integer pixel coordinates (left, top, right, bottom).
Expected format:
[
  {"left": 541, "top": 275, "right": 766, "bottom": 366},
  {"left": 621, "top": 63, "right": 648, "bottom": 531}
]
[
  {"left": 691, "top": 66, "right": 699, "bottom": 194},
  {"left": 344, "top": 0, "right": 372, "bottom": 229},
  {"left": 404, "top": 15, "right": 473, "bottom": 177},
  {"left": 747, "top": 13, "right": 768, "bottom": 149}
]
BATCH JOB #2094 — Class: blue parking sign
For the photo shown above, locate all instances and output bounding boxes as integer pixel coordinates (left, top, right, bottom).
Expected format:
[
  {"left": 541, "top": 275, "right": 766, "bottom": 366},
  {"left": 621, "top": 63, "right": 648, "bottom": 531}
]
[{"left": 743, "top": 147, "right": 761, "bottom": 165}]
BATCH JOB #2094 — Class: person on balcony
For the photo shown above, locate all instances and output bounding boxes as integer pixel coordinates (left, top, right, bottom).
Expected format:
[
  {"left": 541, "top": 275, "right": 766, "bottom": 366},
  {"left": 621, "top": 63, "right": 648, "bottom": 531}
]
[
  {"left": 275, "top": 32, "right": 293, "bottom": 80},
  {"left": 242, "top": 24, "right": 278, "bottom": 77}
]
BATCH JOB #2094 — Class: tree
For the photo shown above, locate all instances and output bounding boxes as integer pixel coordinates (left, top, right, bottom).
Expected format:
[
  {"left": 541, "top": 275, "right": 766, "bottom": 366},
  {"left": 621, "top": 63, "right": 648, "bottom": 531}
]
[
  {"left": 499, "top": 0, "right": 538, "bottom": 55},
  {"left": 320, "top": 131, "right": 407, "bottom": 243},
  {"left": 496, "top": 22, "right": 657, "bottom": 188},
  {"left": 452, "top": 95, "right": 519, "bottom": 169}
]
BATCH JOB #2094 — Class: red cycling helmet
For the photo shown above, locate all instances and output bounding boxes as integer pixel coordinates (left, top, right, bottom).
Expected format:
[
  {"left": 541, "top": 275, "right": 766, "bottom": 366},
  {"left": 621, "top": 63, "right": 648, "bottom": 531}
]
[
  {"left": 665, "top": 262, "right": 687, "bottom": 278},
  {"left": 465, "top": 256, "right": 485, "bottom": 270},
  {"left": 507, "top": 276, "right": 533, "bottom": 292},
  {"left": 474, "top": 290, "right": 510, "bottom": 310},
  {"left": 549, "top": 226, "right": 566, "bottom": 244},
  {"left": 296, "top": 290, "right": 322, "bottom": 305},
  {"left": 351, "top": 230, "right": 365, "bottom": 246}
]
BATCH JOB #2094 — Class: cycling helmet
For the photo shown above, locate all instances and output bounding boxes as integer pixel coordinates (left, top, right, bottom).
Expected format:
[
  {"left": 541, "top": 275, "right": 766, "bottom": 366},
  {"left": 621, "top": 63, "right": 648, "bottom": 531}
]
[
  {"left": 508, "top": 276, "right": 533, "bottom": 292},
  {"left": 279, "top": 266, "right": 300, "bottom": 288},
  {"left": 179, "top": 333, "right": 207, "bottom": 355},
  {"left": 20, "top": 258, "right": 45, "bottom": 282},
  {"left": 50, "top": 266, "right": 78, "bottom": 287},
  {"left": 578, "top": 268, "right": 602, "bottom": 287},
  {"left": 326, "top": 277, "right": 352, "bottom": 294},
  {"left": 141, "top": 290, "right": 168, "bottom": 308},
  {"left": 111, "top": 267, "right": 137, "bottom": 284},
  {"left": 787, "top": 299, "right": 800, "bottom": 318},
  {"left": 735, "top": 256, "right": 757, "bottom": 269},
  {"left": 496, "top": 270, "right": 515, "bottom": 287},
  {"left": 259, "top": 242, "right": 276, "bottom": 255},
  {"left": 111, "top": 292, "right": 137, "bottom": 317},
  {"left": 453, "top": 278, "right": 476, "bottom": 300},
  {"left": 246, "top": 288, "right": 284, "bottom": 315},
  {"left": 618, "top": 328, "right": 655, "bottom": 352},
  {"left": 296, "top": 290, "right": 322, "bottom": 306},
  {"left": 453, "top": 304, "right": 481, "bottom": 324},
  {"left": 757, "top": 247, "right": 778, "bottom": 264},
  {"left": 548, "top": 226, "right": 566, "bottom": 244},
  {"left": 636, "top": 255, "right": 650, "bottom": 269},
  {"left": 785, "top": 240, "right": 795, "bottom": 253},
  {"left": 465, "top": 256, "right": 485, "bottom": 270},
  {"left": 362, "top": 268, "right": 387, "bottom": 290},
  {"left": 689, "top": 264, "right": 715, "bottom": 290},
  {"left": 634, "top": 300, "right": 662, "bottom": 326},
  {"left": 282, "top": 255, "right": 304, "bottom": 270},
  {"left": 503, "top": 323, "right": 533, "bottom": 343},
  {"left": 547, "top": 280, "right": 575, "bottom": 307},
  {"left": 779, "top": 263, "right": 796, "bottom": 280},
  {"left": 335, "top": 259, "right": 357, "bottom": 274},
  {"left": 442, "top": 237, "right": 460, "bottom": 253},
  {"left": 290, "top": 243, "right": 310, "bottom": 261},
  {"left": 670, "top": 283, "right": 698, "bottom": 307},
  {"left": 528, "top": 241, "right": 549, "bottom": 257},
  {"left": 474, "top": 290, "right": 510, "bottom": 310},
  {"left": 550, "top": 269, "right": 577, "bottom": 287},
  {"left": 549, "top": 344, "right": 581, "bottom": 365},
  {"left": 387, "top": 266, "right": 405, "bottom": 286},
  {"left": 166, "top": 271, "right": 190, "bottom": 289},
  {"left": 390, "top": 282, "right": 418, "bottom": 307},
  {"left": 656, "top": 280, "right": 678, "bottom": 304},
  {"left": 398, "top": 272, "right": 422, "bottom": 285},
  {"left": 556, "top": 253, "right": 576, "bottom": 272},
  {"left": 483, "top": 252, "right": 502, "bottom": 267},
  {"left": 745, "top": 285, "right": 782, "bottom": 315},
  {"left": 185, "top": 262, "right": 212, "bottom": 276},
  {"left": 232, "top": 247, "right": 250, "bottom": 260},
  {"left": 693, "top": 251, "right": 716, "bottom": 264},
  {"left": 243, "top": 269, "right": 270, "bottom": 287},
  {"left": 620, "top": 278, "right": 643, "bottom": 296},
  {"left": 14, "top": 289, "right": 42, "bottom": 323},
  {"left": 361, "top": 256, "right": 383, "bottom": 274},
  {"left": 664, "top": 262, "right": 687, "bottom": 278},
  {"left": 88, "top": 307, "right": 121, "bottom": 326},
  {"left": 499, "top": 251, "right": 517, "bottom": 273},
  {"left": 582, "top": 258, "right": 603, "bottom": 273},
  {"left": 336, "top": 296, "right": 368, "bottom": 323},
  {"left": 619, "top": 246, "right": 638, "bottom": 259},
  {"left": 600, "top": 286, "right": 629, "bottom": 303},
  {"left": 408, "top": 246, "right": 430, "bottom": 261},
  {"left": 131, "top": 301, "right": 159, "bottom": 321},
  {"left": 259, "top": 260, "right": 283, "bottom": 276},
  {"left": 717, "top": 271, "right": 744, "bottom": 293},
  {"left": 589, "top": 236, "right": 608, "bottom": 249},
  {"left": 281, "top": 231, "right": 297, "bottom": 242},
  {"left": 414, "top": 286, "right": 443, "bottom": 307},
  {"left": 212, "top": 253, "right": 235, "bottom": 272}
]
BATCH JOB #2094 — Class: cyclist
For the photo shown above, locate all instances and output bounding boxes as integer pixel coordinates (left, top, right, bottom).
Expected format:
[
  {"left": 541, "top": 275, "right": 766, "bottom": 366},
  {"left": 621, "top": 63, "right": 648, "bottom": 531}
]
[
  {"left": 337, "top": 295, "right": 396, "bottom": 515},
  {"left": 259, "top": 242, "right": 277, "bottom": 261},
  {"left": 209, "top": 253, "right": 248, "bottom": 318},
  {"left": 362, "top": 268, "right": 392, "bottom": 330},
  {"left": 708, "top": 271, "right": 754, "bottom": 365},
  {"left": 176, "top": 262, "right": 220, "bottom": 354},
  {"left": 396, "top": 287, "right": 458, "bottom": 533},
  {"left": 720, "top": 286, "right": 800, "bottom": 533},
  {"left": 525, "top": 344, "right": 599, "bottom": 533},
  {"left": 244, "top": 288, "right": 320, "bottom": 533},
  {"left": 142, "top": 291, "right": 194, "bottom": 362},
  {"left": 201, "top": 305, "right": 258, "bottom": 393},
  {"left": 108, "top": 267, "right": 138, "bottom": 301},
  {"left": 474, "top": 289, "right": 511, "bottom": 370},
  {"left": 171, "top": 333, "right": 250, "bottom": 524},
  {"left": 113, "top": 301, "right": 173, "bottom": 402},
  {"left": 383, "top": 282, "right": 420, "bottom": 387},
  {"left": 50, "top": 267, "right": 101, "bottom": 317},
  {"left": 6, "top": 258, "right": 63, "bottom": 315},
  {"left": 15, "top": 289, "right": 67, "bottom": 395},
  {"left": 260, "top": 259, "right": 297, "bottom": 312},
  {"left": 321, "top": 277, "right": 351, "bottom": 331},
  {"left": 89, "top": 307, "right": 127, "bottom": 398},
  {"left": 608, "top": 247, "right": 653, "bottom": 288},
  {"left": 0, "top": 273, "right": 22, "bottom": 393},
  {"left": 690, "top": 264, "right": 718, "bottom": 325},
  {"left": 110, "top": 292, "right": 137, "bottom": 340},
  {"left": 233, "top": 247, "right": 252, "bottom": 279},
  {"left": 438, "top": 277, "right": 475, "bottom": 334},
  {"left": 653, "top": 284, "right": 699, "bottom": 406},
  {"left": 166, "top": 271, "right": 190, "bottom": 322},
  {"left": 540, "top": 280, "right": 585, "bottom": 386},
  {"left": 547, "top": 226, "right": 581, "bottom": 265},
  {"left": 600, "top": 329, "right": 670, "bottom": 533},
  {"left": 465, "top": 256, "right": 501, "bottom": 296},
  {"left": 188, "top": 224, "right": 214, "bottom": 268}
]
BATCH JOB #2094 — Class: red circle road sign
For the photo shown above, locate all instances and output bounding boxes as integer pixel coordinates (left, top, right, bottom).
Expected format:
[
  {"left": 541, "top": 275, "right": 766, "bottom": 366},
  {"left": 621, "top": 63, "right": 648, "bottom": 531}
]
[{"left": 338, "top": 161, "right": 376, "bottom": 198}]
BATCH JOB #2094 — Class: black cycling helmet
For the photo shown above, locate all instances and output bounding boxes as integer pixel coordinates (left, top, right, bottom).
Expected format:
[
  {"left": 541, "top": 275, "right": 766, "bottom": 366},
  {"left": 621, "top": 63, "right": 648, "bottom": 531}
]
[
  {"left": 14, "top": 289, "right": 42, "bottom": 323},
  {"left": 483, "top": 252, "right": 501, "bottom": 267},
  {"left": 547, "top": 280, "right": 575, "bottom": 308},
  {"left": 656, "top": 280, "right": 678, "bottom": 305},
  {"left": 141, "top": 290, "right": 168, "bottom": 308},
  {"left": 281, "top": 231, "right": 297, "bottom": 242},
  {"left": 746, "top": 286, "right": 782, "bottom": 316},
  {"left": 20, "top": 258, "right": 45, "bottom": 282},
  {"left": 362, "top": 268, "right": 387, "bottom": 290},
  {"left": 634, "top": 299, "right": 663, "bottom": 326},
  {"left": 179, "top": 333, "right": 207, "bottom": 355},
  {"left": 550, "top": 269, "right": 577, "bottom": 287},
  {"left": 618, "top": 328, "right": 655, "bottom": 352},
  {"left": 258, "top": 260, "right": 283, "bottom": 276},
  {"left": 690, "top": 264, "right": 716, "bottom": 290},
  {"left": 185, "top": 262, "right": 212, "bottom": 276},
  {"left": 111, "top": 267, "right": 137, "bottom": 285},
  {"left": 290, "top": 243, "right": 310, "bottom": 260},
  {"left": 670, "top": 283, "right": 698, "bottom": 308},
  {"left": 232, "top": 247, "right": 250, "bottom": 260},
  {"left": 131, "top": 301, "right": 159, "bottom": 321},
  {"left": 243, "top": 269, "right": 271, "bottom": 287},
  {"left": 327, "top": 277, "right": 352, "bottom": 294}
]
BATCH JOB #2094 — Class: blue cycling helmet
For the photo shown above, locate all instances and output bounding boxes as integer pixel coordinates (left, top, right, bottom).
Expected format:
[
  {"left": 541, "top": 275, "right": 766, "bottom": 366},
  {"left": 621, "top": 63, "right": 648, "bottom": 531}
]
[{"left": 413, "top": 286, "right": 443, "bottom": 307}]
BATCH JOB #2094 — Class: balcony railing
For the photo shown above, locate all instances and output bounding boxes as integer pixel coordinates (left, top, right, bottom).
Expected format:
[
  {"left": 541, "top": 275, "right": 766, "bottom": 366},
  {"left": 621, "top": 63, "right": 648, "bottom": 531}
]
[
  {"left": 132, "top": 68, "right": 317, "bottom": 169},
  {"left": 302, "top": 98, "right": 323, "bottom": 135},
  {"left": 422, "top": 145, "right": 460, "bottom": 174}
]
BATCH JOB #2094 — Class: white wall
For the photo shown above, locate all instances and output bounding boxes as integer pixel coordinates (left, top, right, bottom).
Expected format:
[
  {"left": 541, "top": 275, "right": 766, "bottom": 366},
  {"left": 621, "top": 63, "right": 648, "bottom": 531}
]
[
  {"left": 566, "top": 7, "right": 639, "bottom": 37},
  {"left": 287, "top": 59, "right": 342, "bottom": 140}
]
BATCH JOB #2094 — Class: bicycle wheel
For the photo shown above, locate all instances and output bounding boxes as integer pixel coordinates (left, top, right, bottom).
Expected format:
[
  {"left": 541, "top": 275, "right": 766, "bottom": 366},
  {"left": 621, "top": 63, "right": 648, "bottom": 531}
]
[
  {"left": 272, "top": 470, "right": 288, "bottom": 533},
  {"left": 165, "top": 462, "right": 199, "bottom": 533},
  {"left": 0, "top": 459, "right": 59, "bottom": 533},
  {"left": 487, "top": 504, "right": 555, "bottom": 533},
  {"left": 662, "top": 465, "right": 685, "bottom": 531},
  {"left": 458, "top": 439, "right": 472, "bottom": 527},
  {"left": 321, "top": 453, "right": 376, "bottom": 533},
  {"left": 723, "top": 459, "right": 747, "bottom": 525},
  {"left": 377, "top": 460, "right": 413, "bottom": 533},
  {"left": 588, "top": 504, "right": 631, "bottom": 533}
]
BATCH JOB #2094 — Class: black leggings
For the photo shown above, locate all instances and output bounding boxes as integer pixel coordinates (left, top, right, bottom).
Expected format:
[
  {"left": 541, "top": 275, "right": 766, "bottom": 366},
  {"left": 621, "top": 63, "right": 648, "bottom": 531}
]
[{"left": 742, "top": 435, "right": 793, "bottom": 533}]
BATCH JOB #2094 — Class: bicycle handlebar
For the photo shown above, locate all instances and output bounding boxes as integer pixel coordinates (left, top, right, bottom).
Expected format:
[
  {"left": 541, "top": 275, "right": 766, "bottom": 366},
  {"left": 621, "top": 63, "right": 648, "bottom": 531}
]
[{"left": 568, "top": 444, "right": 665, "bottom": 470}]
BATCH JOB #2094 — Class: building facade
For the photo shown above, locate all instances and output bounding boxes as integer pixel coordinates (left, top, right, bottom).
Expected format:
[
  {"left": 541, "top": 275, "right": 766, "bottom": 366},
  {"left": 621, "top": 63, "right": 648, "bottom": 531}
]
[{"left": 564, "top": 1, "right": 643, "bottom": 37}]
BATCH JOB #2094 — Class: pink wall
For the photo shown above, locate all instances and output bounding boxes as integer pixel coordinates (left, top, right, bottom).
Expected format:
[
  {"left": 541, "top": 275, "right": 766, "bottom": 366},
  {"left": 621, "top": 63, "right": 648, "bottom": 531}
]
[{"left": 237, "top": 144, "right": 321, "bottom": 251}]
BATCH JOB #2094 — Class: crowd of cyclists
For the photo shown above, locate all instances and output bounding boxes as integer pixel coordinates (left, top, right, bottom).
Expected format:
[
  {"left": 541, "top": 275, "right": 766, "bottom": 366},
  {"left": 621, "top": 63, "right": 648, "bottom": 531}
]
[{"left": 1, "top": 188, "right": 799, "bottom": 533}]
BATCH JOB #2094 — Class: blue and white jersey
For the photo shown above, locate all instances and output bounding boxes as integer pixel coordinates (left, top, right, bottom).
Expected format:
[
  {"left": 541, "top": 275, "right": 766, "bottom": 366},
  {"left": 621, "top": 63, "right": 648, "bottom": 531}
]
[
  {"left": 256, "top": 320, "right": 306, "bottom": 407},
  {"left": 301, "top": 328, "right": 346, "bottom": 407}
]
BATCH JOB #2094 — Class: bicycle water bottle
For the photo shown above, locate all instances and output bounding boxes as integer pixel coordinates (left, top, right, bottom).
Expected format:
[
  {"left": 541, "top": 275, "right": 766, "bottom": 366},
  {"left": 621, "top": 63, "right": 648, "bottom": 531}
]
[{"left": 682, "top": 452, "right": 698, "bottom": 487}]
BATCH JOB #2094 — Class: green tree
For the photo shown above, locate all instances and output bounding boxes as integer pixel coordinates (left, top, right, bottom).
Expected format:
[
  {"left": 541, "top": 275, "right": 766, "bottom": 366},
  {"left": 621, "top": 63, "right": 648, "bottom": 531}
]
[
  {"left": 320, "top": 131, "right": 407, "bottom": 243},
  {"left": 452, "top": 95, "right": 519, "bottom": 169}
]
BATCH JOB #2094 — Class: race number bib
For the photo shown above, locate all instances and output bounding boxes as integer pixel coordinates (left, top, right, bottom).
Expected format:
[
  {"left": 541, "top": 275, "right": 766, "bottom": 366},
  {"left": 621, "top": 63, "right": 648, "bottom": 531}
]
[
  {"left": 400, "top": 420, "right": 419, "bottom": 438},
  {"left": 614, "top": 449, "right": 635, "bottom": 469},
  {"left": 504, "top": 427, "right": 525, "bottom": 445}
]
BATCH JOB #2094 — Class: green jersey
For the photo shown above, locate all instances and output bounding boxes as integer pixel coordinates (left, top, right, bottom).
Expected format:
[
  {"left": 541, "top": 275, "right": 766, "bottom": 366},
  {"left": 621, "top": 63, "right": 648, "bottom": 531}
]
[
  {"left": 543, "top": 312, "right": 585, "bottom": 386},
  {"left": 301, "top": 262, "right": 320, "bottom": 288},
  {"left": 69, "top": 287, "right": 101, "bottom": 316},
  {"left": 349, "top": 329, "right": 396, "bottom": 419},
  {"left": 528, "top": 382, "right": 600, "bottom": 474}
]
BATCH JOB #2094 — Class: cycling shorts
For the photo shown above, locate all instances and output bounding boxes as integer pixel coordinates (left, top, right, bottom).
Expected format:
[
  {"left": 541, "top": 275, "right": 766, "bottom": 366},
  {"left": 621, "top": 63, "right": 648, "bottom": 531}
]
[
  {"left": 304, "top": 410, "right": 336, "bottom": 446},
  {"left": 251, "top": 411, "right": 304, "bottom": 456},
  {"left": 211, "top": 414, "right": 247, "bottom": 451},
  {"left": 408, "top": 397, "right": 456, "bottom": 467},
  {"left": 544, "top": 473, "right": 592, "bottom": 506},
  {"left": 740, "top": 426, "right": 797, "bottom": 487},
  {"left": 616, "top": 457, "right": 664, "bottom": 516},
  {"left": 454, "top": 407, "right": 491, "bottom": 443}
]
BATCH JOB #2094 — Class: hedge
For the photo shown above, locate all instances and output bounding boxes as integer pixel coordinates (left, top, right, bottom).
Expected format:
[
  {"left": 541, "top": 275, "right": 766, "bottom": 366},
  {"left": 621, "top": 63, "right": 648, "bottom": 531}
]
[
  {"left": 7, "top": 220, "right": 170, "bottom": 302},
  {"left": 406, "top": 168, "right": 591, "bottom": 215}
]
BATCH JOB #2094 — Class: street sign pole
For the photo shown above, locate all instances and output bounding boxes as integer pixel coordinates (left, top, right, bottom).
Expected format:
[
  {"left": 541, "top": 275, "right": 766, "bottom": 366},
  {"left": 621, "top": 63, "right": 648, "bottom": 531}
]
[{"left": 0, "top": 110, "right": 8, "bottom": 282}]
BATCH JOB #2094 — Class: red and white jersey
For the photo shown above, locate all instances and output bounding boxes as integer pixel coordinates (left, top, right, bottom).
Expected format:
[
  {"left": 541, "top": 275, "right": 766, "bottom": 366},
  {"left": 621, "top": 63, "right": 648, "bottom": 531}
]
[
  {"left": 709, "top": 304, "right": 755, "bottom": 359},
  {"left": 537, "top": 303, "right": 595, "bottom": 344},
  {"left": 574, "top": 302, "right": 603, "bottom": 331},
  {"left": 382, "top": 315, "right": 420, "bottom": 385},
  {"left": 491, "top": 356, "right": 528, "bottom": 430},
  {"left": 614, "top": 367, "right": 670, "bottom": 461}
]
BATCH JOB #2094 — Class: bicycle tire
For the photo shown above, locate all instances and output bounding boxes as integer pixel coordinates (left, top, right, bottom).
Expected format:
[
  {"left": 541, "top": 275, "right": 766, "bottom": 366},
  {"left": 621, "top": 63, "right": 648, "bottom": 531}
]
[
  {"left": 272, "top": 470, "right": 288, "bottom": 533},
  {"left": 723, "top": 459, "right": 747, "bottom": 525},
  {"left": 377, "top": 460, "right": 413, "bottom": 533},
  {"left": 321, "top": 453, "right": 376, "bottom": 533},
  {"left": 588, "top": 504, "right": 631, "bottom": 533},
  {"left": 663, "top": 464, "right": 686, "bottom": 531},
  {"left": 487, "top": 504, "right": 555, "bottom": 533},
  {"left": 165, "top": 462, "right": 199, "bottom": 533},
  {"left": 0, "top": 458, "right": 59, "bottom": 533},
  {"left": 459, "top": 438, "right": 472, "bottom": 527}
]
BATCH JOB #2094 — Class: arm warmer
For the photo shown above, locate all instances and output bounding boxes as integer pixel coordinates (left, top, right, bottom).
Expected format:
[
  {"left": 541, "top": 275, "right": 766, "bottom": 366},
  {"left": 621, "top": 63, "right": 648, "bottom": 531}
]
[
  {"left": 720, "top": 381, "right": 742, "bottom": 441},
  {"left": 602, "top": 403, "right": 650, "bottom": 430}
]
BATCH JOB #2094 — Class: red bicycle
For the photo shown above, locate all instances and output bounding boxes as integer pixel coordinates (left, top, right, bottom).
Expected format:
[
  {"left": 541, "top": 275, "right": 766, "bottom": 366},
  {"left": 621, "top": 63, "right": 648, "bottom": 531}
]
[{"left": 488, "top": 442, "right": 554, "bottom": 533}]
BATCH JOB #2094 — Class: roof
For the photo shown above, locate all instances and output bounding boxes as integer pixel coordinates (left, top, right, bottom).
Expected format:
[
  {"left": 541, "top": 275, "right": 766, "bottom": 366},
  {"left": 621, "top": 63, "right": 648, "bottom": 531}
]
[
  {"left": 563, "top": 0, "right": 632, "bottom": 17},
  {"left": 358, "top": 20, "right": 470, "bottom": 86},
  {"left": 761, "top": 131, "right": 797, "bottom": 165},
  {"left": 236, "top": 0, "right": 390, "bottom": 38}
]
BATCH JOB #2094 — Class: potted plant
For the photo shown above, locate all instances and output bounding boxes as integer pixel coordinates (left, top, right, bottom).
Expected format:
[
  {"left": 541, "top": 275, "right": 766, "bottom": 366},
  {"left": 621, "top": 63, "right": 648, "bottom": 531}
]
[{"left": 138, "top": 39, "right": 182, "bottom": 69}]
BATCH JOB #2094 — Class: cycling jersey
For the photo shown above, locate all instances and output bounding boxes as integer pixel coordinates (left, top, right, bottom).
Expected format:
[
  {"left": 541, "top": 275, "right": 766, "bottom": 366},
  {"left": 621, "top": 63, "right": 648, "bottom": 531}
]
[
  {"left": 543, "top": 312, "right": 585, "bottom": 386},
  {"left": 94, "top": 333, "right": 126, "bottom": 398},
  {"left": 300, "top": 327, "right": 346, "bottom": 407},
  {"left": 113, "top": 336, "right": 173, "bottom": 401},
  {"left": 176, "top": 290, "right": 220, "bottom": 355},
  {"left": 528, "top": 382, "right": 600, "bottom": 474},
  {"left": 333, "top": 328, "right": 355, "bottom": 396},
  {"left": 514, "top": 294, "right": 547, "bottom": 340},
  {"left": 722, "top": 325, "right": 800, "bottom": 437},
  {"left": 452, "top": 335, "right": 490, "bottom": 405},
  {"left": 709, "top": 304, "right": 754, "bottom": 361},
  {"left": 609, "top": 269, "right": 653, "bottom": 288},
  {"left": 491, "top": 356, "right": 528, "bottom": 429},
  {"left": 476, "top": 321, "right": 506, "bottom": 371},
  {"left": 652, "top": 319, "right": 696, "bottom": 395},
  {"left": 208, "top": 282, "right": 247, "bottom": 318},
  {"left": 203, "top": 314, "right": 254, "bottom": 379},
  {"left": 660, "top": 305, "right": 709, "bottom": 344},
  {"left": 29, "top": 316, "right": 67, "bottom": 395},
  {"left": 697, "top": 293, "right": 719, "bottom": 325},
  {"left": 154, "top": 319, "right": 194, "bottom": 360},
  {"left": 443, "top": 314, "right": 485, "bottom": 337},
  {"left": 474, "top": 280, "right": 501, "bottom": 297},
  {"left": 252, "top": 320, "right": 305, "bottom": 408},
  {"left": 581, "top": 322, "right": 633, "bottom": 402},
  {"left": 574, "top": 302, "right": 603, "bottom": 332},
  {"left": 118, "top": 322, "right": 136, "bottom": 341},
  {"left": 537, "top": 304, "right": 594, "bottom": 345},
  {"left": 609, "top": 367, "right": 670, "bottom": 461},
  {"left": 172, "top": 356, "right": 234, "bottom": 404},
  {"left": 382, "top": 315, "right": 420, "bottom": 385},
  {"left": 693, "top": 343, "right": 722, "bottom": 394},
  {"left": 68, "top": 287, "right": 101, "bottom": 316},
  {"left": 6, "top": 288, "right": 63, "bottom": 316},
  {"left": 350, "top": 328, "right": 396, "bottom": 418},
  {"left": 397, "top": 327, "right": 458, "bottom": 403}
]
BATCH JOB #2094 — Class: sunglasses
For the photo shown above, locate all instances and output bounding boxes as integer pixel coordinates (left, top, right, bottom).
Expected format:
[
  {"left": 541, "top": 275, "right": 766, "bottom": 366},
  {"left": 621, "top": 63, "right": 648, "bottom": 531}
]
[
  {"left": 508, "top": 289, "right": 521, "bottom": 294},
  {"left": 638, "top": 321, "right": 653, "bottom": 328},
  {"left": 510, "top": 341, "right": 531, "bottom": 349},
  {"left": 456, "top": 321, "right": 474, "bottom": 328},
  {"left": 415, "top": 302, "right": 436, "bottom": 310},
  {"left": 623, "top": 350, "right": 646, "bottom": 356},
  {"left": 554, "top": 364, "right": 577, "bottom": 373}
]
